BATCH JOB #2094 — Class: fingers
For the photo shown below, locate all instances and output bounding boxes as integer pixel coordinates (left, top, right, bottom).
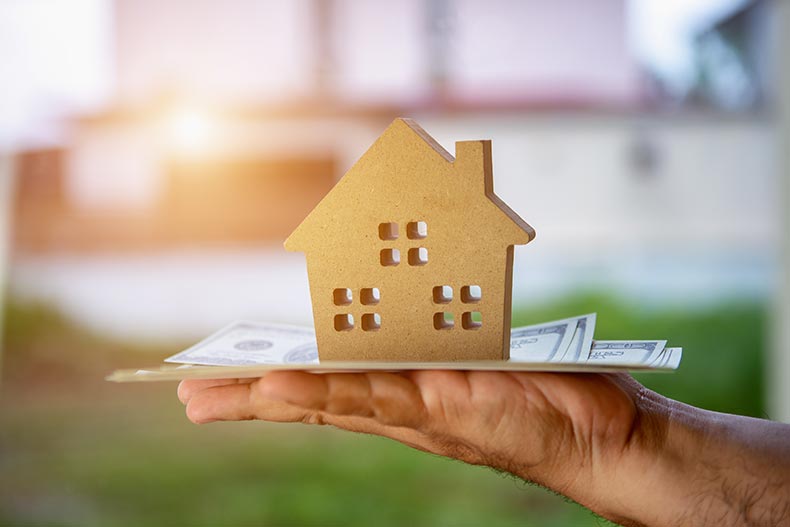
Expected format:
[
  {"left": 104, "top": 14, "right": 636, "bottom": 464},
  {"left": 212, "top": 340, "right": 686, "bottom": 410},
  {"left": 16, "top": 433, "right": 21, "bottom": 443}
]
[
  {"left": 182, "top": 371, "right": 429, "bottom": 430},
  {"left": 179, "top": 372, "right": 479, "bottom": 465},
  {"left": 253, "top": 371, "right": 331, "bottom": 410},
  {"left": 259, "top": 371, "right": 372, "bottom": 416},
  {"left": 183, "top": 376, "right": 441, "bottom": 455},
  {"left": 260, "top": 371, "right": 428, "bottom": 429},
  {"left": 185, "top": 380, "right": 310, "bottom": 424},
  {"left": 177, "top": 378, "right": 253, "bottom": 404}
]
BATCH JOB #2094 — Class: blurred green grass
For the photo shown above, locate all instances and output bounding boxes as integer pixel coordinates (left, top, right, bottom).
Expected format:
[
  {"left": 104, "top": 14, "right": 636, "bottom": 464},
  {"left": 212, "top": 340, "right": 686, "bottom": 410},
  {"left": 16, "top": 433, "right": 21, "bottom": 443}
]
[{"left": 0, "top": 294, "right": 767, "bottom": 526}]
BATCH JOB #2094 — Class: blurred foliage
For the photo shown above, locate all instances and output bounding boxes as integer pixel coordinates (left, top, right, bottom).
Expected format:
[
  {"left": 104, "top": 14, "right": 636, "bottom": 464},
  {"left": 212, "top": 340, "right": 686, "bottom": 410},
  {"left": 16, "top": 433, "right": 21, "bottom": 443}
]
[
  {"left": 1, "top": 300, "right": 171, "bottom": 383},
  {"left": 0, "top": 294, "right": 767, "bottom": 526}
]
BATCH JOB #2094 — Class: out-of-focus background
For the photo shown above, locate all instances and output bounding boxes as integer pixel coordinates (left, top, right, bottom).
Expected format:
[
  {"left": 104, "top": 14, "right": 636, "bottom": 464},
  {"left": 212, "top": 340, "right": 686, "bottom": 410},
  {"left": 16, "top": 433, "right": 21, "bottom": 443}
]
[{"left": 1, "top": 0, "right": 788, "bottom": 525}]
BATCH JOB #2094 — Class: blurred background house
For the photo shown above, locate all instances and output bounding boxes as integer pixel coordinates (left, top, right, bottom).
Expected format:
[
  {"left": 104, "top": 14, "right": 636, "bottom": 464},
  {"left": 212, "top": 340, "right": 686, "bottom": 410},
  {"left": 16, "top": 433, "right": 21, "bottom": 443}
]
[
  {"left": 1, "top": 1, "right": 788, "bottom": 525},
  {"left": 4, "top": 0, "right": 780, "bottom": 333}
]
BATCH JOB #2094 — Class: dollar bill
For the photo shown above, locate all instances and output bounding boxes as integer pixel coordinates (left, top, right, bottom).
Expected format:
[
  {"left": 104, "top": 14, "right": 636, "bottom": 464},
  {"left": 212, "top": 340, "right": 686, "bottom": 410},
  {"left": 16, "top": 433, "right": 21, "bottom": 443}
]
[
  {"left": 557, "top": 313, "right": 597, "bottom": 363},
  {"left": 162, "top": 316, "right": 680, "bottom": 371},
  {"left": 509, "top": 317, "right": 574, "bottom": 362},
  {"left": 165, "top": 321, "right": 319, "bottom": 366},
  {"left": 509, "top": 314, "right": 595, "bottom": 363},
  {"left": 648, "top": 347, "right": 683, "bottom": 369},
  {"left": 169, "top": 317, "right": 591, "bottom": 367},
  {"left": 587, "top": 340, "right": 667, "bottom": 366}
]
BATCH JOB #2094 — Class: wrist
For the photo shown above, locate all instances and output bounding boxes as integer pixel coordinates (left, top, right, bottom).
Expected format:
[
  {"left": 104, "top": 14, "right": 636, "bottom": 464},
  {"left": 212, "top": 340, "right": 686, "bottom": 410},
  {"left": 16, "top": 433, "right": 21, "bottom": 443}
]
[
  {"left": 605, "top": 394, "right": 710, "bottom": 526},
  {"left": 587, "top": 390, "right": 790, "bottom": 527},
  {"left": 583, "top": 385, "right": 687, "bottom": 526},
  {"left": 528, "top": 380, "right": 712, "bottom": 526}
]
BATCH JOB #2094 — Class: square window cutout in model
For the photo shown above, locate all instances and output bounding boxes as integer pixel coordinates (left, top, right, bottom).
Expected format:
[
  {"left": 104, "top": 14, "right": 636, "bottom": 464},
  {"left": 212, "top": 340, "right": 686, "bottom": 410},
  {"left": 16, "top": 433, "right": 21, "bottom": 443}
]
[{"left": 285, "top": 118, "right": 535, "bottom": 361}]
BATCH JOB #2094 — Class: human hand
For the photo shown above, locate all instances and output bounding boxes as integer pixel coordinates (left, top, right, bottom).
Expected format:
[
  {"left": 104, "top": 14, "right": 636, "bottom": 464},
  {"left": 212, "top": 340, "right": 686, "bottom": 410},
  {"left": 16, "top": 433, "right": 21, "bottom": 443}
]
[
  {"left": 178, "top": 371, "right": 666, "bottom": 522},
  {"left": 178, "top": 370, "right": 790, "bottom": 527}
]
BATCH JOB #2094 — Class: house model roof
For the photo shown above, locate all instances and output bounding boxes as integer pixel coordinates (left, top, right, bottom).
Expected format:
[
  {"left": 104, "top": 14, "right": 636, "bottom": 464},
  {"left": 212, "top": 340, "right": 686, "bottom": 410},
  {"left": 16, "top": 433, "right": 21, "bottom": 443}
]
[{"left": 285, "top": 118, "right": 534, "bottom": 252}]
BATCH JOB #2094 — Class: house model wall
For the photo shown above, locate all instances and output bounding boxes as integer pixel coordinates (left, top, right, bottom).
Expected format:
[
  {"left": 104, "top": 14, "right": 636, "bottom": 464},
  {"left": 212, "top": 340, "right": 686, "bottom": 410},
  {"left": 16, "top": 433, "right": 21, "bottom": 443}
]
[{"left": 285, "top": 119, "right": 535, "bottom": 361}]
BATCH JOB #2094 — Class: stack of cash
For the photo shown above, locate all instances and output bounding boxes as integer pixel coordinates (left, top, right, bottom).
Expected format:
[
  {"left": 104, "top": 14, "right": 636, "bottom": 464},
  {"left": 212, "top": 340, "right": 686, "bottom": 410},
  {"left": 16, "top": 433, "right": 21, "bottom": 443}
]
[
  {"left": 105, "top": 313, "right": 681, "bottom": 382},
  {"left": 508, "top": 314, "right": 681, "bottom": 369}
]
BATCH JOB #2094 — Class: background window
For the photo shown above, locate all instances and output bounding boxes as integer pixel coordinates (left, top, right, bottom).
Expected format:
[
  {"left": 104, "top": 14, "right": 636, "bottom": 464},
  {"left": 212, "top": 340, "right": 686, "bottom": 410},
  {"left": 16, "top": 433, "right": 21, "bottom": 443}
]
[
  {"left": 407, "top": 221, "right": 427, "bottom": 239},
  {"left": 360, "top": 287, "right": 380, "bottom": 305},
  {"left": 378, "top": 222, "right": 398, "bottom": 240},
  {"left": 333, "top": 288, "right": 352, "bottom": 305},
  {"left": 361, "top": 313, "right": 381, "bottom": 331},
  {"left": 334, "top": 313, "right": 354, "bottom": 331},
  {"left": 461, "top": 285, "right": 482, "bottom": 303},
  {"left": 380, "top": 248, "right": 400, "bottom": 266},
  {"left": 432, "top": 285, "right": 453, "bottom": 304},
  {"left": 462, "top": 311, "right": 482, "bottom": 330},
  {"left": 408, "top": 247, "right": 428, "bottom": 266},
  {"left": 433, "top": 312, "right": 454, "bottom": 330}
]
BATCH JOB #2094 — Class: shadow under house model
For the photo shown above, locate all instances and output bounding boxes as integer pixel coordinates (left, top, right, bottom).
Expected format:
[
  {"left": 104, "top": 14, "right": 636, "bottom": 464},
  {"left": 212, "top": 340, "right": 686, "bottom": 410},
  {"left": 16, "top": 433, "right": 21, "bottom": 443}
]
[{"left": 285, "top": 118, "right": 535, "bottom": 362}]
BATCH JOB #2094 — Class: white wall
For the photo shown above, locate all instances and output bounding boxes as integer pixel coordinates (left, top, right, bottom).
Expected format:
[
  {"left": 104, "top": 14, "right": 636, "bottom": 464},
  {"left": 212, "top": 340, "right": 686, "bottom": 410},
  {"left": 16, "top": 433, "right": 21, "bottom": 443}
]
[
  {"left": 447, "top": 0, "right": 635, "bottom": 103},
  {"left": 114, "top": 0, "right": 317, "bottom": 105},
  {"left": 414, "top": 114, "right": 778, "bottom": 254},
  {"left": 112, "top": 0, "right": 635, "bottom": 107}
]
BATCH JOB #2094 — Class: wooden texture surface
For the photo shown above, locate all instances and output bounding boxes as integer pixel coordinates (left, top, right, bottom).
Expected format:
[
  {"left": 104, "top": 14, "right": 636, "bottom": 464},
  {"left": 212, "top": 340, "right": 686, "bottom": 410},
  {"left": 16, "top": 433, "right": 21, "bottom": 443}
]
[{"left": 285, "top": 119, "right": 534, "bottom": 361}]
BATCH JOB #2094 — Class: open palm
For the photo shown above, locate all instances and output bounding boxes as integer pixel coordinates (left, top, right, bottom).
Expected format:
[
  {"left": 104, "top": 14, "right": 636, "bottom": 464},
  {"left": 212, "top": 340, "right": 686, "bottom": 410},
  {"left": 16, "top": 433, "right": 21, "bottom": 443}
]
[
  {"left": 178, "top": 370, "right": 652, "bottom": 496},
  {"left": 178, "top": 365, "right": 790, "bottom": 527}
]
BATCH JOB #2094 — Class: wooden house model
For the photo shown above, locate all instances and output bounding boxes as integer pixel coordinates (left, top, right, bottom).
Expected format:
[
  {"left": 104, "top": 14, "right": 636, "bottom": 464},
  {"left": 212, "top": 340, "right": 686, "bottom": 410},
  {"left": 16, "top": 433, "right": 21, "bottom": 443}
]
[{"left": 285, "top": 119, "right": 535, "bottom": 361}]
